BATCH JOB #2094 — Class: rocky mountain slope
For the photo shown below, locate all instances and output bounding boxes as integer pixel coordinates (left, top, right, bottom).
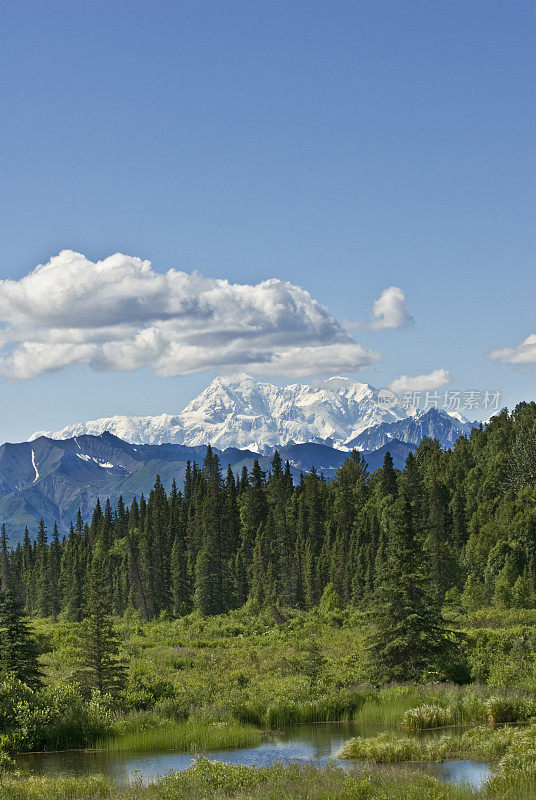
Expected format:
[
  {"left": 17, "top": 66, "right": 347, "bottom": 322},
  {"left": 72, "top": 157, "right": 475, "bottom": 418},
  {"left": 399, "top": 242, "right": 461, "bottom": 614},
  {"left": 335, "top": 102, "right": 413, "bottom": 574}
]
[{"left": 0, "top": 433, "right": 416, "bottom": 541}]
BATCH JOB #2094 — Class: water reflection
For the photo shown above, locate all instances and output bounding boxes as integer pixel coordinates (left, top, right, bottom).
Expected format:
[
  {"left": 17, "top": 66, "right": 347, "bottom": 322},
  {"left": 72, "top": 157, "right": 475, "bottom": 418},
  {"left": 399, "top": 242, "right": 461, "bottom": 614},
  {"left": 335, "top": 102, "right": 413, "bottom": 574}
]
[{"left": 16, "top": 722, "right": 492, "bottom": 791}]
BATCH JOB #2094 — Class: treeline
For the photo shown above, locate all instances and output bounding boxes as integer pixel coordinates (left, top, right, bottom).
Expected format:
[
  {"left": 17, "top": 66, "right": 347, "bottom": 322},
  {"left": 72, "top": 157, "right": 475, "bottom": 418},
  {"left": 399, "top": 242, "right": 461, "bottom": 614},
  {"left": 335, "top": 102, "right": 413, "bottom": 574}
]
[{"left": 2, "top": 402, "right": 536, "bottom": 620}]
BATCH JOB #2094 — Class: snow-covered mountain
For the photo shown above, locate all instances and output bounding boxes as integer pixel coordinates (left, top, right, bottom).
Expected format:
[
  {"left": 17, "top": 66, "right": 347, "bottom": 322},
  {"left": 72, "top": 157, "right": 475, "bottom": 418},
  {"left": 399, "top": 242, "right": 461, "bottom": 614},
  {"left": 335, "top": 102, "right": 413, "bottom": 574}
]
[
  {"left": 30, "top": 374, "right": 475, "bottom": 453},
  {"left": 30, "top": 375, "right": 409, "bottom": 452}
]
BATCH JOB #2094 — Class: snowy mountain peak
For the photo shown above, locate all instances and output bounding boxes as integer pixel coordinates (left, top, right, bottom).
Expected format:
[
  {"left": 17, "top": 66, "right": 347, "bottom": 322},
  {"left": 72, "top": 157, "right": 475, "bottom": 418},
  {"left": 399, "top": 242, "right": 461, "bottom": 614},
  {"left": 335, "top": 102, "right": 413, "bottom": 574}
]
[
  {"left": 30, "top": 374, "right": 408, "bottom": 452},
  {"left": 28, "top": 374, "right": 478, "bottom": 453}
]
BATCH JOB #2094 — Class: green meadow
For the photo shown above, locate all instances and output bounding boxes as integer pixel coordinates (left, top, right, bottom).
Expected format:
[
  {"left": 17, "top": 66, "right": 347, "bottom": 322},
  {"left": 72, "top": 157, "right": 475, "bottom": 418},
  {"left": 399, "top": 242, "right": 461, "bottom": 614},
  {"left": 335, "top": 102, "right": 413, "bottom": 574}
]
[{"left": 0, "top": 605, "right": 535, "bottom": 799}]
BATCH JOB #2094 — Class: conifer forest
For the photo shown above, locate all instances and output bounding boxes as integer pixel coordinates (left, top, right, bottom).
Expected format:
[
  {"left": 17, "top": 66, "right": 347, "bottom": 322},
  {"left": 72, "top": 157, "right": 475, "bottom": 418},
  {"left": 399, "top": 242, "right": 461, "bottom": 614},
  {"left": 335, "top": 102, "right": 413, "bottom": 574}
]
[
  {"left": 1, "top": 405, "right": 536, "bottom": 799},
  {"left": 4, "top": 403, "right": 536, "bottom": 629}
]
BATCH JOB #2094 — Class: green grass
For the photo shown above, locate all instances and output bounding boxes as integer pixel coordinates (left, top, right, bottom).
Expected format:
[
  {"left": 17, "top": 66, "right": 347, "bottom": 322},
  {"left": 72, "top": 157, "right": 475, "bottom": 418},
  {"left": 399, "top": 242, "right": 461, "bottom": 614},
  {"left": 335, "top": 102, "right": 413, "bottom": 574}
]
[
  {"left": 354, "top": 688, "right": 433, "bottom": 726},
  {"left": 98, "top": 718, "right": 261, "bottom": 753},
  {"left": 3, "top": 758, "right": 536, "bottom": 800},
  {"left": 232, "top": 688, "right": 372, "bottom": 728},
  {"left": 339, "top": 723, "right": 536, "bottom": 764},
  {"left": 402, "top": 704, "right": 458, "bottom": 733},
  {"left": 0, "top": 762, "right": 472, "bottom": 800}
]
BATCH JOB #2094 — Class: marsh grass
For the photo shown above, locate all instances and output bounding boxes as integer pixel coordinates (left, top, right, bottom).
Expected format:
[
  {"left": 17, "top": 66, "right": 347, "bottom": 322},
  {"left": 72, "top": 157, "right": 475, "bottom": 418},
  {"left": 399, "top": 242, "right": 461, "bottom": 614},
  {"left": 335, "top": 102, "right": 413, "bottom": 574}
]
[
  {"left": 264, "top": 690, "right": 370, "bottom": 727},
  {"left": 2, "top": 754, "right": 536, "bottom": 800},
  {"left": 339, "top": 723, "right": 536, "bottom": 764},
  {"left": 97, "top": 718, "right": 261, "bottom": 754},
  {"left": 402, "top": 705, "right": 458, "bottom": 733},
  {"left": 485, "top": 696, "right": 536, "bottom": 724},
  {"left": 353, "top": 688, "right": 438, "bottom": 726},
  {"left": 0, "top": 761, "right": 476, "bottom": 800},
  {"left": 0, "top": 773, "right": 114, "bottom": 800},
  {"left": 7, "top": 759, "right": 536, "bottom": 800},
  {"left": 353, "top": 686, "right": 536, "bottom": 731}
]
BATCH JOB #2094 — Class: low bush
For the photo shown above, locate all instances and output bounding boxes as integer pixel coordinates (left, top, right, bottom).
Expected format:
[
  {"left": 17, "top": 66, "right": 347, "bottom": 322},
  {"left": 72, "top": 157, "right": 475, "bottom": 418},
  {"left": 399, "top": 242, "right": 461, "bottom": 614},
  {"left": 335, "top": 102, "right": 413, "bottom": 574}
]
[
  {"left": 0, "top": 747, "right": 15, "bottom": 772},
  {"left": 0, "top": 674, "right": 114, "bottom": 752}
]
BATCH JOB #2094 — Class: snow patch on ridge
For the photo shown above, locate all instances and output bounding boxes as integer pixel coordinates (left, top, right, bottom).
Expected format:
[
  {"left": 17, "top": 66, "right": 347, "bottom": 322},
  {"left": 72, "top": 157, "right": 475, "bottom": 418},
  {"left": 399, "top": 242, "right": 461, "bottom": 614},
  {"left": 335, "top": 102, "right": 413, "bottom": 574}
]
[
  {"left": 31, "top": 449, "right": 39, "bottom": 482},
  {"left": 76, "top": 453, "right": 114, "bottom": 469}
]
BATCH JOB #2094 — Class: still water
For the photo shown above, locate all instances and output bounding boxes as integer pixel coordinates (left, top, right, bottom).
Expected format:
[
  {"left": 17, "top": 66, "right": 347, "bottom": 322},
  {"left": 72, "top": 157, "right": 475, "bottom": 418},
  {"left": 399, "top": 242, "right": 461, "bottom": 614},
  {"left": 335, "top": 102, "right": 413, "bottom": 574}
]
[{"left": 16, "top": 722, "right": 492, "bottom": 790}]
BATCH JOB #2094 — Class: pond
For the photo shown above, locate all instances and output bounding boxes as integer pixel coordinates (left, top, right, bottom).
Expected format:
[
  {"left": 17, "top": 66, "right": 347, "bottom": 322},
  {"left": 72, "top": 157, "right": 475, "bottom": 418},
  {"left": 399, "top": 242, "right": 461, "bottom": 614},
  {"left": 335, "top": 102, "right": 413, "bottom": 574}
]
[{"left": 16, "top": 722, "right": 492, "bottom": 790}]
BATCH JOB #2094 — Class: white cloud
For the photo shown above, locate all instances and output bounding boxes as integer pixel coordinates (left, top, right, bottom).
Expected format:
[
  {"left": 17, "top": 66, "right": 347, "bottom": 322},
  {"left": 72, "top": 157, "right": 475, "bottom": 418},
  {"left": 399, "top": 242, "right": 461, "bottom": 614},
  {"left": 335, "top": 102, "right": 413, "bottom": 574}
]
[
  {"left": 0, "top": 250, "right": 380, "bottom": 380},
  {"left": 388, "top": 368, "right": 451, "bottom": 393},
  {"left": 369, "top": 286, "right": 413, "bottom": 330},
  {"left": 488, "top": 334, "right": 536, "bottom": 367},
  {"left": 249, "top": 343, "right": 380, "bottom": 378}
]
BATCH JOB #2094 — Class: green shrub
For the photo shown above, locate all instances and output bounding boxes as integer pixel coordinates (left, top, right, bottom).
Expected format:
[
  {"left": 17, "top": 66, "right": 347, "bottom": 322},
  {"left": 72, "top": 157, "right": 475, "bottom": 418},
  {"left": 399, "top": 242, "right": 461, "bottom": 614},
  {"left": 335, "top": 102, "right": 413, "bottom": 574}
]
[
  {"left": 122, "top": 670, "right": 176, "bottom": 711},
  {"left": 0, "top": 747, "right": 15, "bottom": 772},
  {"left": 0, "top": 675, "right": 113, "bottom": 752},
  {"left": 154, "top": 760, "right": 373, "bottom": 800}
]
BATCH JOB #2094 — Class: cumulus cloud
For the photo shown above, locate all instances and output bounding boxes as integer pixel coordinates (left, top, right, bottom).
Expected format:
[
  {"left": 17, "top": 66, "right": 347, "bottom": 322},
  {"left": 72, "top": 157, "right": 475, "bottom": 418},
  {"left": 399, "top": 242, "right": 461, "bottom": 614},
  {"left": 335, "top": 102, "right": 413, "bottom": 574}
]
[
  {"left": 388, "top": 368, "right": 451, "bottom": 394},
  {"left": 369, "top": 286, "right": 413, "bottom": 330},
  {"left": 0, "top": 250, "right": 381, "bottom": 380},
  {"left": 488, "top": 334, "right": 536, "bottom": 367}
]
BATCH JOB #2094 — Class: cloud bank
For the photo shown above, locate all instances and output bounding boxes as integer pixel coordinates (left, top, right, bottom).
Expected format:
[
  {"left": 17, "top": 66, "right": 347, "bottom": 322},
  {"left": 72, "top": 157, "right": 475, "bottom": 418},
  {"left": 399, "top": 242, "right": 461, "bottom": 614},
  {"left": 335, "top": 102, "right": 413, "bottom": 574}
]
[
  {"left": 0, "top": 251, "right": 380, "bottom": 380},
  {"left": 388, "top": 368, "right": 451, "bottom": 393},
  {"left": 369, "top": 286, "right": 413, "bottom": 330},
  {"left": 489, "top": 334, "right": 536, "bottom": 367}
]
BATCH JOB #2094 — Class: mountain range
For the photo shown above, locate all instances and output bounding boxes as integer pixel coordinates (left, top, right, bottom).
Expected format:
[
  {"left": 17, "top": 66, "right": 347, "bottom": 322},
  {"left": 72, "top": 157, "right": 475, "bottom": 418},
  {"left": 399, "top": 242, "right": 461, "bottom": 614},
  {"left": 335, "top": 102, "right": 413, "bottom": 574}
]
[
  {"left": 0, "top": 375, "right": 479, "bottom": 541},
  {"left": 30, "top": 374, "right": 474, "bottom": 452},
  {"left": 0, "top": 433, "right": 416, "bottom": 541}
]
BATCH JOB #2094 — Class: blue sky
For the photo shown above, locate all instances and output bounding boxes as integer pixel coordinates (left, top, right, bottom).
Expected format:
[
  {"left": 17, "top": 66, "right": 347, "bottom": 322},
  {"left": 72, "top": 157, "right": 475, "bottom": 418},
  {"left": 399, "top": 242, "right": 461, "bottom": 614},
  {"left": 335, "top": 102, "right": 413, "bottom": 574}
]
[{"left": 0, "top": 0, "right": 534, "bottom": 443}]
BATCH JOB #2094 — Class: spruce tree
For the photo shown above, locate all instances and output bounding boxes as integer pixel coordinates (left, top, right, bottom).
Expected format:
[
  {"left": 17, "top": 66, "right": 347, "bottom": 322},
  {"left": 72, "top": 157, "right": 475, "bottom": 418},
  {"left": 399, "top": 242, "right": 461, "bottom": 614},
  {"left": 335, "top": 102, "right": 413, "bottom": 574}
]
[
  {"left": 380, "top": 451, "right": 398, "bottom": 497},
  {"left": 0, "top": 524, "right": 11, "bottom": 591},
  {"left": 0, "top": 589, "right": 42, "bottom": 688},
  {"left": 368, "top": 484, "right": 454, "bottom": 683},
  {"left": 48, "top": 522, "right": 62, "bottom": 621},
  {"left": 60, "top": 521, "right": 84, "bottom": 621},
  {"left": 267, "top": 451, "right": 295, "bottom": 605},
  {"left": 35, "top": 518, "right": 50, "bottom": 617},
  {"left": 79, "top": 540, "right": 125, "bottom": 695},
  {"left": 239, "top": 460, "right": 267, "bottom": 571},
  {"left": 21, "top": 526, "right": 34, "bottom": 612},
  {"left": 195, "top": 446, "right": 232, "bottom": 615},
  {"left": 425, "top": 478, "right": 457, "bottom": 601}
]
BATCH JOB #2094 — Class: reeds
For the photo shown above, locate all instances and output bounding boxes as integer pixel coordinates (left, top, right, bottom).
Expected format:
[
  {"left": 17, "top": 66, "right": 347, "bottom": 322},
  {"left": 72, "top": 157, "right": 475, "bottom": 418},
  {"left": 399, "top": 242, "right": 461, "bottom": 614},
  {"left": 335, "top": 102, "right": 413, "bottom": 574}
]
[
  {"left": 339, "top": 723, "right": 536, "bottom": 764},
  {"left": 98, "top": 718, "right": 261, "bottom": 753},
  {"left": 402, "top": 704, "right": 457, "bottom": 733}
]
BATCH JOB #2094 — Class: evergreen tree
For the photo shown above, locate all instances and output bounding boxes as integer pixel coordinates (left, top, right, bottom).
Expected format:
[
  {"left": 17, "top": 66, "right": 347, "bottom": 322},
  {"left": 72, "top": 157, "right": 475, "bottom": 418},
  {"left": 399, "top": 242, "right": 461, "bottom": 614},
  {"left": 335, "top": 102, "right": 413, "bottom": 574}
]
[
  {"left": 34, "top": 518, "right": 50, "bottom": 617},
  {"left": 425, "top": 478, "right": 457, "bottom": 601},
  {"left": 60, "top": 520, "right": 84, "bottom": 622},
  {"left": 79, "top": 541, "right": 125, "bottom": 695},
  {"left": 195, "top": 446, "right": 232, "bottom": 615},
  {"left": 368, "top": 484, "right": 454, "bottom": 683},
  {"left": 48, "top": 522, "right": 62, "bottom": 621},
  {"left": 239, "top": 459, "right": 267, "bottom": 573},
  {"left": 380, "top": 451, "right": 398, "bottom": 497},
  {"left": 0, "top": 589, "right": 42, "bottom": 688},
  {"left": 0, "top": 524, "right": 11, "bottom": 591}
]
